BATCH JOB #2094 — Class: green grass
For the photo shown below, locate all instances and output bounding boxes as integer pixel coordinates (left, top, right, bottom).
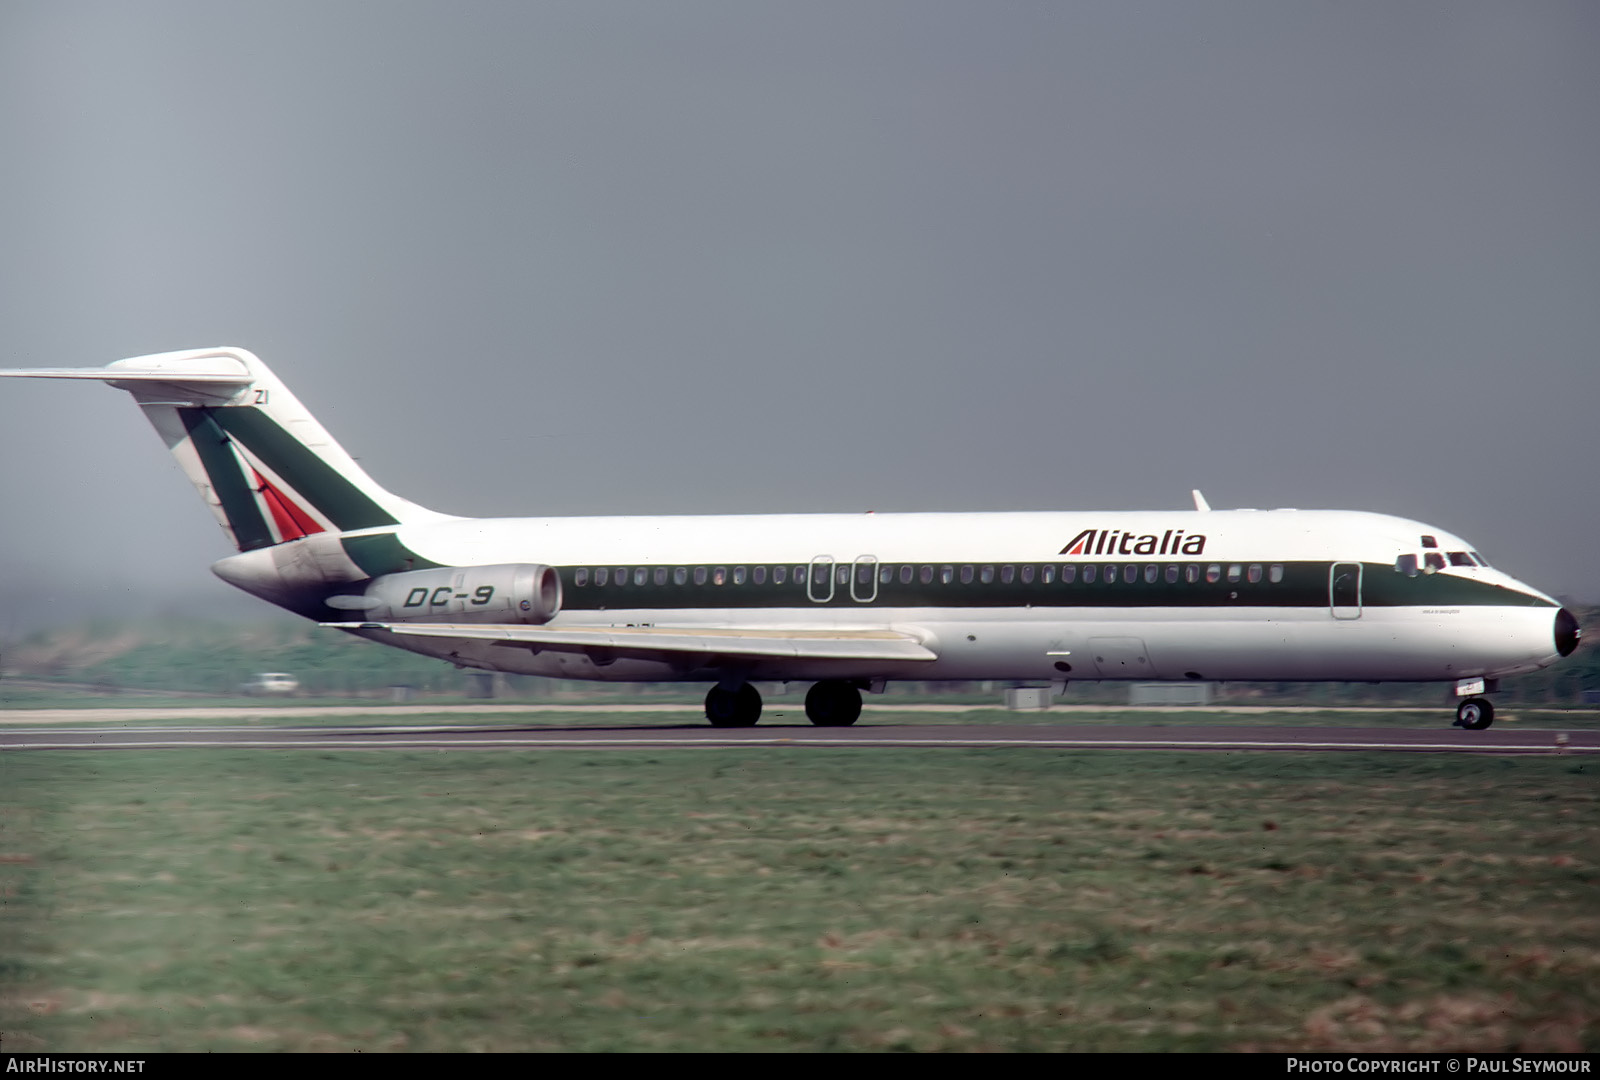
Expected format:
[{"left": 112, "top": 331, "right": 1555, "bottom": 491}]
[{"left": 2, "top": 749, "right": 1596, "bottom": 1051}]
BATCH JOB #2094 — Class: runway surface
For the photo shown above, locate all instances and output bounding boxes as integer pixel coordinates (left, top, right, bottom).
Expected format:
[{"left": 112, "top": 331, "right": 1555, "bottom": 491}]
[
  {"left": 2, "top": 718, "right": 1595, "bottom": 754},
  {"left": 0, "top": 702, "right": 1432, "bottom": 725}
]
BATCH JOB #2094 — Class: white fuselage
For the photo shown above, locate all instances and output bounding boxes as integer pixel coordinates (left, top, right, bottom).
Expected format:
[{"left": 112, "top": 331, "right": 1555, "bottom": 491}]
[{"left": 213, "top": 507, "right": 1570, "bottom": 687}]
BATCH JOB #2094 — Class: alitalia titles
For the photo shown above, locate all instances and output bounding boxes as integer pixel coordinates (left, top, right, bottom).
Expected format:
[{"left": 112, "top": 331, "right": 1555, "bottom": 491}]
[{"left": 1059, "top": 528, "right": 1207, "bottom": 558}]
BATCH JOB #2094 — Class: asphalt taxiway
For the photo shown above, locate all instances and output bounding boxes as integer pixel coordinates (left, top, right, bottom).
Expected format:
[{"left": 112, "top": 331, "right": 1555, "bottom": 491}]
[{"left": 2, "top": 716, "right": 1594, "bottom": 754}]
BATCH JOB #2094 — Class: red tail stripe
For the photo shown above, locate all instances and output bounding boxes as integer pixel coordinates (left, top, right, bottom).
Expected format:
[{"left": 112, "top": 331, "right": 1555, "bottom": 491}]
[{"left": 252, "top": 469, "right": 325, "bottom": 541}]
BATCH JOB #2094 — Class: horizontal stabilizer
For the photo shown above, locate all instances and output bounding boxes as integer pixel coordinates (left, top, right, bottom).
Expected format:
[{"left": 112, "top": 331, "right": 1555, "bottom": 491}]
[
  {"left": 1, "top": 349, "right": 256, "bottom": 393},
  {"left": 323, "top": 622, "right": 939, "bottom": 663},
  {"left": 0, "top": 366, "right": 253, "bottom": 385}
]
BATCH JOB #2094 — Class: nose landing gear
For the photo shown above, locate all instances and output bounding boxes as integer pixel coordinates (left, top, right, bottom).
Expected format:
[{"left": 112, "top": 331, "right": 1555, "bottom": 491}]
[{"left": 1454, "top": 696, "right": 1494, "bottom": 730}]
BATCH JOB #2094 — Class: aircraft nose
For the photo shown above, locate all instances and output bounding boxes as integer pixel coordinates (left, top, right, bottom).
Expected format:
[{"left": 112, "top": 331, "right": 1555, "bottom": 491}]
[{"left": 1555, "top": 608, "right": 1581, "bottom": 658}]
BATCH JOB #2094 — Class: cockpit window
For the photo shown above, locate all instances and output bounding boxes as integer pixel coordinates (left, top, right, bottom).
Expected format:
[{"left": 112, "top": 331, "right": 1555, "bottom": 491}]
[
  {"left": 1423, "top": 552, "right": 1446, "bottom": 572},
  {"left": 1395, "top": 554, "right": 1419, "bottom": 577},
  {"left": 1420, "top": 535, "right": 1438, "bottom": 549},
  {"left": 1471, "top": 551, "right": 1489, "bottom": 567},
  {"left": 1448, "top": 552, "right": 1474, "bottom": 567}
]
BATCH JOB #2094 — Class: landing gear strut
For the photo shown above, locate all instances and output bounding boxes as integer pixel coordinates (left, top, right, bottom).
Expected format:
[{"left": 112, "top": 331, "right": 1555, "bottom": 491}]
[
  {"left": 1454, "top": 696, "right": 1494, "bottom": 731},
  {"left": 805, "top": 680, "right": 862, "bottom": 727},
  {"left": 705, "top": 683, "right": 762, "bottom": 727}
]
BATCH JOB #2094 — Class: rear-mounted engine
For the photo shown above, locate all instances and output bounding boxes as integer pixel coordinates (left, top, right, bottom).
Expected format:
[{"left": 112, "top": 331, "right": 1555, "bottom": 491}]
[{"left": 327, "top": 563, "right": 562, "bottom": 624}]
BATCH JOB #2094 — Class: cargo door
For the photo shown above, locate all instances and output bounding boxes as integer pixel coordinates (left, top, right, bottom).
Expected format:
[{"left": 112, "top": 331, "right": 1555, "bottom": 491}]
[{"left": 1089, "top": 636, "right": 1154, "bottom": 678}]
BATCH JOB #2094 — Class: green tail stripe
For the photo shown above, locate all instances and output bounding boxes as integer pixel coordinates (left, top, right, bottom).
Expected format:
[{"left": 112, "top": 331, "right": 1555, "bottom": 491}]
[
  {"left": 205, "top": 408, "right": 399, "bottom": 531},
  {"left": 180, "top": 410, "right": 274, "bottom": 551},
  {"left": 341, "top": 533, "right": 442, "bottom": 577}
]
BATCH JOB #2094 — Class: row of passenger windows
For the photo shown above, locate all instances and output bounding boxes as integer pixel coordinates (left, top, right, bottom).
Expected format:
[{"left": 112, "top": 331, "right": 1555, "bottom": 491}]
[{"left": 572, "top": 563, "right": 1289, "bottom": 587}]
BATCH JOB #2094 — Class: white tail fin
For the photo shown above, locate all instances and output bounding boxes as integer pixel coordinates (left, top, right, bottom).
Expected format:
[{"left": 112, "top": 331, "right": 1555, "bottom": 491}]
[{"left": 0, "top": 347, "right": 448, "bottom": 551}]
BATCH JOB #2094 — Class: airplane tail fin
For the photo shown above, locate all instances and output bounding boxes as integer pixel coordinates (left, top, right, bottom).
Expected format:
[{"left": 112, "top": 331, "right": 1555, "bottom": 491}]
[{"left": 0, "top": 347, "right": 448, "bottom": 552}]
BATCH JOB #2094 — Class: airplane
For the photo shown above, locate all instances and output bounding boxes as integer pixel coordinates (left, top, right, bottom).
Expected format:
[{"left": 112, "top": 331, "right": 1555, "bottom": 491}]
[{"left": 1, "top": 347, "right": 1580, "bottom": 730}]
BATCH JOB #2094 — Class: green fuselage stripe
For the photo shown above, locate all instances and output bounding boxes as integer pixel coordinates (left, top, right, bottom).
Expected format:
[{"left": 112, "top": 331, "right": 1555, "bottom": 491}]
[
  {"left": 342, "top": 533, "right": 443, "bottom": 577},
  {"left": 180, "top": 409, "right": 273, "bottom": 551},
  {"left": 550, "top": 561, "right": 1552, "bottom": 611}
]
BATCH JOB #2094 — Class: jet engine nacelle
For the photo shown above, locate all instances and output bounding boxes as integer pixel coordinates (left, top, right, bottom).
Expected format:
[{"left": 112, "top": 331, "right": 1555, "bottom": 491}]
[{"left": 329, "top": 563, "right": 563, "bottom": 624}]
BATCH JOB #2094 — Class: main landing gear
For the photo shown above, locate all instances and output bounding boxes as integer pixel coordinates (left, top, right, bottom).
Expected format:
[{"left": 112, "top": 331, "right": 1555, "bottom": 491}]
[
  {"left": 804, "top": 680, "right": 863, "bottom": 727},
  {"left": 1454, "top": 697, "right": 1494, "bottom": 731},
  {"left": 704, "top": 683, "right": 763, "bottom": 728},
  {"left": 702, "top": 679, "right": 865, "bottom": 728}
]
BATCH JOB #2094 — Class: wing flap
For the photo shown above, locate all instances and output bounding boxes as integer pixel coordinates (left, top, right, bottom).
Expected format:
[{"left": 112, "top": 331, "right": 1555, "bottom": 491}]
[{"left": 322, "top": 621, "right": 938, "bottom": 662}]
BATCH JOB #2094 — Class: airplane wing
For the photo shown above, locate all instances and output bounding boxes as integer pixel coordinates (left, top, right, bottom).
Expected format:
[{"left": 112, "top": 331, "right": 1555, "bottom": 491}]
[{"left": 321, "top": 621, "right": 938, "bottom": 663}]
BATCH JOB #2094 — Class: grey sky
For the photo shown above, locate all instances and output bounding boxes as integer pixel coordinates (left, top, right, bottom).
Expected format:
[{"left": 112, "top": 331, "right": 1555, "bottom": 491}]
[{"left": 1, "top": 2, "right": 1596, "bottom": 633}]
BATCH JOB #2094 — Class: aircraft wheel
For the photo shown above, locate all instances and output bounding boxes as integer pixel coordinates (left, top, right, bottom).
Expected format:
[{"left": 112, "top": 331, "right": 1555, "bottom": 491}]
[
  {"left": 805, "top": 680, "right": 862, "bottom": 727},
  {"left": 1455, "top": 697, "right": 1494, "bottom": 731},
  {"left": 705, "top": 683, "right": 762, "bottom": 727}
]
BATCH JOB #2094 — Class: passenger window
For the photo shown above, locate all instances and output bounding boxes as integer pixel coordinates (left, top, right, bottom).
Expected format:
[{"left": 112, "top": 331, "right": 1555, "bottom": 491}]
[
  {"left": 794, "top": 566, "right": 807, "bottom": 583},
  {"left": 900, "top": 565, "right": 913, "bottom": 585},
  {"left": 1104, "top": 565, "right": 1117, "bottom": 583},
  {"left": 1247, "top": 564, "right": 1262, "bottom": 584},
  {"left": 673, "top": 567, "right": 687, "bottom": 585},
  {"left": 920, "top": 565, "right": 934, "bottom": 584},
  {"left": 1144, "top": 565, "right": 1158, "bottom": 584},
  {"left": 1043, "top": 565, "right": 1056, "bottom": 584},
  {"left": 595, "top": 567, "right": 609, "bottom": 586},
  {"left": 979, "top": 565, "right": 994, "bottom": 584},
  {"left": 1227, "top": 565, "right": 1242, "bottom": 583},
  {"left": 1394, "top": 554, "right": 1417, "bottom": 577},
  {"left": 1123, "top": 565, "right": 1137, "bottom": 584},
  {"left": 714, "top": 567, "right": 727, "bottom": 585},
  {"left": 1269, "top": 564, "right": 1284, "bottom": 583},
  {"left": 941, "top": 566, "right": 955, "bottom": 584},
  {"left": 1020, "top": 565, "right": 1035, "bottom": 584},
  {"left": 574, "top": 568, "right": 588, "bottom": 587},
  {"left": 1001, "top": 565, "right": 1015, "bottom": 584},
  {"left": 753, "top": 566, "right": 767, "bottom": 584},
  {"left": 694, "top": 566, "right": 708, "bottom": 586},
  {"left": 836, "top": 565, "right": 850, "bottom": 586},
  {"left": 1081, "top": 565, "right": 1095, "bottom": 583},
  {"left": 1185, "top": 565, "right": 1200, "bottom": 584},
  {"left": 1165, "top": 565, "right": 1178, "bottom": 584},
  {"left": 879, "top": 565, "right": 893, "bottom": 584},
  {"left": 1206, "top": 564, "right": 1222, "bottom": 584},
  {"left": 813, "top": 565, "right": 829, "bottom": 587},
  {"left": 772, "top": 566, "right": 786, "bottom": 585},
  {"left": 733, "top": 566, "right": 747, "bottom": 585},
  {"left": 1061, "top": 565, "right": 1076, "bottom": 584},
  {"left": 960, "top": 565, "right": 974, "bottom": 584},
  {"left": 615, "top": 567, "right": 627, "bottom": 585}
]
